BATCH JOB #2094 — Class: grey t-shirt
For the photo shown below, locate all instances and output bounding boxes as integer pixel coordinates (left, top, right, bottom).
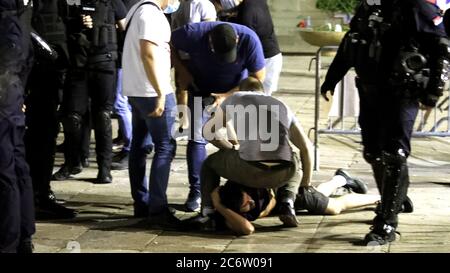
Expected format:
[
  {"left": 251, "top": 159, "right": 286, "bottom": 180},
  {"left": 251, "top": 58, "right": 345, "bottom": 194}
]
[{"left": 220, "top": 92, "right": 297, "bottom": 162}]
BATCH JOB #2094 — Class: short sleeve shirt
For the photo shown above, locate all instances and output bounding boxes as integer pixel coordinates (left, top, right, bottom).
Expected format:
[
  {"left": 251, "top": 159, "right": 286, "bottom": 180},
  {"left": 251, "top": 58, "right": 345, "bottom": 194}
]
[{"left": 171, "top": 21, "right": 265, "bottom": 94}]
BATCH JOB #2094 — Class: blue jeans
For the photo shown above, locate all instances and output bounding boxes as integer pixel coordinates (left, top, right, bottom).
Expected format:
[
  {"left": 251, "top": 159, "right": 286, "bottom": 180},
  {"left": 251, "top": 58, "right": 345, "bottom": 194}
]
[
  {"left": 128, "top": 94, "right": 176, "bottom": 214},
  {"left": 186, "top": 94, "right": 211, "bottom": 194},
  {"left": 113, "top": 69, "right": 132, "bottom": 152}
]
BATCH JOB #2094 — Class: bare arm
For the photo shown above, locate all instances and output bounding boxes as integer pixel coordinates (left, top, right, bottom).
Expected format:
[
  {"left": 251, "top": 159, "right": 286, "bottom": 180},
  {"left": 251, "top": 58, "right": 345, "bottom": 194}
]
[
  {"left": 258, "top": 190, "right": 276, "bottom": 218},
  {"left": 140, "top": 39, "right": 165, "bottom": 117},
  {"left": 289, "top": 121, "right": 314, "bottom": 187},
  {"left": 211, "top": 188, "right": 255, "bottom": 236},
  {"left": 249, "top": 68, "right": 266, "bottom": 83},
  {"left": 203, "top": 107, "right": 235, "bottom": 150}
]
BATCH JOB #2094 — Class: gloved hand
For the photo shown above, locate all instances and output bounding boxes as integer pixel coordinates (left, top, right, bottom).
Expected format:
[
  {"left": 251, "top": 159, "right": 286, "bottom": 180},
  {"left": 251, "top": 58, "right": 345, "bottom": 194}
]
[
  {"left": 320, "top": 83, "right": 334, "bottom": 101},
  {"left": 420, "top": 93, "right": 439, "bottom": 108}
]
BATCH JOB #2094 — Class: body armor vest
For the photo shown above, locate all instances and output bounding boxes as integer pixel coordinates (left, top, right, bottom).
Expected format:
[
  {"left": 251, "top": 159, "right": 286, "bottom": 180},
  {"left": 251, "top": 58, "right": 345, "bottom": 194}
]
[
  {"left": 32, "top": 0, "right": 66, "bottom": 44},
  {"left": 65, "top": 0, "right": 117, "bottom": 67},
  {"left": 90, "top": 0, "right": 117, "bottom": 53}
]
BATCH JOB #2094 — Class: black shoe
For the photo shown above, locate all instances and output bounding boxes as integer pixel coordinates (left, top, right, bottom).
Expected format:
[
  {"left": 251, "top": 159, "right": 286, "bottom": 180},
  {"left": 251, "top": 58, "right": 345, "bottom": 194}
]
[
  {"left": 17, "top": 240, "right": 34, "bottom": 253},
  {"left": 95, "top": 171, "right": 112, "bottom": 184},
  {"left": 52, "top": 165, "right": 82, "bottom": 181},
  {"left": 184, "top": 190, "right": 201, "bottom": 212},
  {"left": 181, "top": 214, "right": 217, "bottom": 231},
  {"left": 81, "top": 157, "right": 90, "bottom": 168},
  {"left": 278, "top": 202, "right": 299, "bottom": 227},
  {"left": 147, "top": 208, "right": 182, "bottom": 229},
  {"left": 112, "top": 136, "right": 123, "bottom": 145},
  {"left": 112, "top": 150, "right": 129, "bottom": 163},
  {"left": 364, "top": 224, "right": 397, "bottom": 245},
  {"left": 133, "top": 207, "right": 149, "bottom": 218},
  {"left": 111, "top": 151, "right": 129, "bottom": 170},
  {"left": 335, "top": 168, "right": 368, "bottom": 194},
  {"left": 36, "top": 196, "right": 77, "bottom": 220}
]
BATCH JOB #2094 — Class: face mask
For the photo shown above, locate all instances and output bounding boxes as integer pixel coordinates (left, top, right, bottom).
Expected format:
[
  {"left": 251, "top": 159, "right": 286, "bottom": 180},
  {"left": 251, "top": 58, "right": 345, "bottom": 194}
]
[
  {"left": 220, "top": 0, "right": 237, "bottom": 10},
  {"left": 163, "top": 0, "right": 180, "bottom": 14}
]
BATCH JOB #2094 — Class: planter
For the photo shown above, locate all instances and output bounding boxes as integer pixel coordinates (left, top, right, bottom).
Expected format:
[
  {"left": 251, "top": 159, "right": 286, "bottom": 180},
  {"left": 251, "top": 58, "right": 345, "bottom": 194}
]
[{"left": 298, "top": 29, "right": 347, "bottom": 47}]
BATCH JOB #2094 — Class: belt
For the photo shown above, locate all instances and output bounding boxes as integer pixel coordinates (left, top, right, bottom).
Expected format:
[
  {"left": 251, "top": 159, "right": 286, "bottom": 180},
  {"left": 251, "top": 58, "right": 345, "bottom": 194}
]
[
  {"left": 247, "top": 161, "right": 293, "bottom": 171},
  {"left": 87, "top": 52, "right": 118, "bottom": 64}
]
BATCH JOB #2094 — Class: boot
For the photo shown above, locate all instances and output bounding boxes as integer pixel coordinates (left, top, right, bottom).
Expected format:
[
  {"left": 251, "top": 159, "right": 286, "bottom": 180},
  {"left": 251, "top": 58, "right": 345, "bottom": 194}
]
[
  {"left": 364, "top": 151, "right": 410, "bottom": 245},
  {"left": 36, "top": 192, "right": 77, "bottom": 220},
  {"left": 96, "top": 167, "right": 112, "bottom": 184},
  {"left": 276, "top": 190, "right": 298, "bottom": 227}
]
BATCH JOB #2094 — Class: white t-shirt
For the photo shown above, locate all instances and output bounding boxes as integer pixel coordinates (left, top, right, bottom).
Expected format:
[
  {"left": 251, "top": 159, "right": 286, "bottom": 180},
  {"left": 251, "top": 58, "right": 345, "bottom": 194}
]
[
  {"left": 171, "top": 0, "right": 217, "bottom": 29},
  {"left": 122, "top": 0, "right": 174, "bottom": 97}
]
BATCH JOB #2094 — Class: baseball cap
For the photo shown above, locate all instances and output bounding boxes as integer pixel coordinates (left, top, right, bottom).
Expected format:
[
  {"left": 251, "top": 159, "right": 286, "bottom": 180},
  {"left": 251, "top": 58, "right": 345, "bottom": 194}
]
[{"left": 209, "top": 24, "right": 238, "bottom": 63}]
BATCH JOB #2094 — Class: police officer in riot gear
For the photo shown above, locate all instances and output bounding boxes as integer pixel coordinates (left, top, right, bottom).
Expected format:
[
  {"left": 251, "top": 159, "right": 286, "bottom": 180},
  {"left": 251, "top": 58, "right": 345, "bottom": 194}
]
[
  {"left": 24, "top": 0, "right": 77, "bottom": 219},
  {"left": 0, "top": 0, "right": 36, "bottom": 253},
  {"left": 53, "top": 0, "right": 127, "bottom": 183},
  {"left": 321, "top": 0, "right": 450, "bottom": 245}
]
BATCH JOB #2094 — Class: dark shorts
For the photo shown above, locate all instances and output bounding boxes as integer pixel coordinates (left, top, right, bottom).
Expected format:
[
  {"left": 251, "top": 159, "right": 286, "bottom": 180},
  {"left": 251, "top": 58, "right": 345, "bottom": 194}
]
[{"left": 295, "top": 186, "right": 329, "bottom": 215}]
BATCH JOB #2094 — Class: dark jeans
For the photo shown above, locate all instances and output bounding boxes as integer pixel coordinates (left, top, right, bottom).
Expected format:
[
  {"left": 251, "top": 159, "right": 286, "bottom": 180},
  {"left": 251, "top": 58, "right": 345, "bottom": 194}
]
[
  {"left": 128, "top": 94, "right": 176, "bottom": 214},
  {"left": 200, "top": 149, "right": 301, "bottom": 210},
  {"left": 0, "top": 115, "right": 35, "bottom": 252},
  {"left": 186, "top": 94, "right": 211, "bottom": 194},
  {"left": 62, "top": 61, "right": 116, "bottom": 170}
]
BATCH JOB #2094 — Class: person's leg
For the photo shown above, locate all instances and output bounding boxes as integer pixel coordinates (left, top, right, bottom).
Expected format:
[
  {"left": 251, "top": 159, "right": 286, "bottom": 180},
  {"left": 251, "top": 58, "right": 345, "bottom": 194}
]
[
  {"left": 113, "top": 69, "right": 132, "bottom": 153},
  {"left": 276, "top": 154, "right": 301, "bottom": 227},
  {"left": 25, "top": 64, "right": 60, "bottom": 200},
  {"left": 142, "top": 94, "right": 177, "bottom": 215},
  {"left": 80, "top": 109, "right": 91, "bottom": 167},
  {"left": 53, "top": 68, "right": 88, "bottom": 180},
  {"left": 128, "top": 98, "right": 151, "bottom": 217},
  {"left": 185, "top": 94, "right": 208, "bottom": 211},
  {"left": 316, "top": 175, "right": 347, "bottom": 197},
  {"left": 325, "top": 194, "right": 380, "bottom": 215},
  {"left": 25, "top": 65, "right": 76, "bottom": 219},
  {"left": 13, "top": 123, "right": 36, "bottom": 252},
  {"left": 365, "top": 94, "right": 419, "bottom": 245},
  {"left": 89, "top": 62, "right": 116, "bottom": 183},
  {"left": 263, "top": 53, "right": 283, "bottom": 96},
  {"left": 0, "top": 119, "right": 21, "bottom": 253}
]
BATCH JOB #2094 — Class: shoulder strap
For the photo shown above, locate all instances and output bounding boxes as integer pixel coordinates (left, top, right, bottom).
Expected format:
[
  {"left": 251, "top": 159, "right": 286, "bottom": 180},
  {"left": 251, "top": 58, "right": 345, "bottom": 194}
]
[{"left": 125, "top": 1, "right": 159, "bottom": 35}]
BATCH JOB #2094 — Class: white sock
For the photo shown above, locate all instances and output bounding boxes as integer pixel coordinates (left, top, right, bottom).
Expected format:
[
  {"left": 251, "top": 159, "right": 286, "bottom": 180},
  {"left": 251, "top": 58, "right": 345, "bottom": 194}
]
[{"left": 331, "top": 175, "right": 347, "bottom": 187}]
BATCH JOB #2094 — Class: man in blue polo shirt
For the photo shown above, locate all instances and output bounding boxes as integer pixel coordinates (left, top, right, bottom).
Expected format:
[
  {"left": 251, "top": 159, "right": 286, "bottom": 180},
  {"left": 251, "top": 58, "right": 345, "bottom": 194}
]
[{"left": 171, "top": 21, "right": 266, "bottom": 212}]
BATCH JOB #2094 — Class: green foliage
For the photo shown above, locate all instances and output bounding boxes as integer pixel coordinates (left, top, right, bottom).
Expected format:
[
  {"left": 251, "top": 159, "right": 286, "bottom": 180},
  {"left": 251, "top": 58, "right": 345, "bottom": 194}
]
[{"left": 316, "top": 0, "right": 359, "bottom": 14}]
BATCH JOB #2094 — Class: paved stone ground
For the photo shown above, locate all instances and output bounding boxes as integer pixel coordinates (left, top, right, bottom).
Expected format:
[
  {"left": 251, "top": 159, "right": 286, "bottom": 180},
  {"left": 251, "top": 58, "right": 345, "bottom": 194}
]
[{"left": 33, "top": 56, "right": 450, "bottom": 253}]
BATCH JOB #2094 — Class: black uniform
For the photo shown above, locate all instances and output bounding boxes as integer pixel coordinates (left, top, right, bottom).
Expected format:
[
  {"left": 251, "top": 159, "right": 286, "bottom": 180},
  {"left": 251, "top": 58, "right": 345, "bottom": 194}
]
[
  {"left": 58, "top": 0, "right": 126, "bottom": 183},
  {"left": 321, "top": 0, "right": 450, "bottom": 245},
  {"left": 0, "top": 0, "right": 35, "bottom": 253},
  {"left": 24, "top": 0, "right": 77, "bottom": 219}
]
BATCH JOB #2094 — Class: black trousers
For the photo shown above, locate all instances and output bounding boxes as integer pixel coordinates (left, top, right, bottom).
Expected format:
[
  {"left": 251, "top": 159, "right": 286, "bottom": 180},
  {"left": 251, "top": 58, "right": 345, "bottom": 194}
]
[
  {"left": 25, "top": 60, "right": 62, "bottom": 200},
  {"left": 61, "top": 61, "right": 116, "bottom": 170},
  {"left": 357, "top": 80, "right": 419, "bottom": 157},
  {"left": 357, "top": 80, "right": 419, "bottom": 227}
]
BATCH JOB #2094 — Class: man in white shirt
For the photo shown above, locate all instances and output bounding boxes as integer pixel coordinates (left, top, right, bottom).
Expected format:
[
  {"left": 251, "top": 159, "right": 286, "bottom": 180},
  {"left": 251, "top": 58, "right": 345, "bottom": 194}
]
[
  {"left": 171, "top": 0, "right": 216, "bottom": 30},
  {"left": 122, "top": 0, "right": 180, "bottom": 226}
]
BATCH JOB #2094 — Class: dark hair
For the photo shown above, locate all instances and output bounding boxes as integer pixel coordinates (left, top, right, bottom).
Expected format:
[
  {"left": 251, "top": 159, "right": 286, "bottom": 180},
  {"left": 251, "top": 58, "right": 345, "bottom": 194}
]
[
  {"left": 239, "top": 76, "right": 264, "bottom": 92},
  {"left": 219, "top": 181, "right": 245, "bottom": 213}
]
